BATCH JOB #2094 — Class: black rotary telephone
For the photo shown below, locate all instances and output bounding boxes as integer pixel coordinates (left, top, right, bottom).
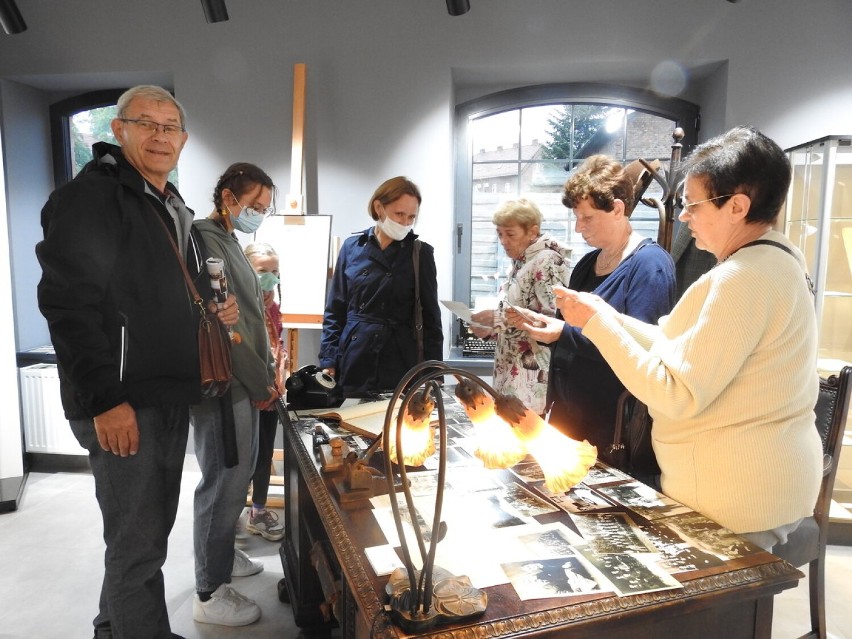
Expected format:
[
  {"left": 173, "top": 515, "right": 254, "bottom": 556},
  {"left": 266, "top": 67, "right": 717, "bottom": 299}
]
[{"left": 285, "top": 365, "right": 342, "bottom": 410}]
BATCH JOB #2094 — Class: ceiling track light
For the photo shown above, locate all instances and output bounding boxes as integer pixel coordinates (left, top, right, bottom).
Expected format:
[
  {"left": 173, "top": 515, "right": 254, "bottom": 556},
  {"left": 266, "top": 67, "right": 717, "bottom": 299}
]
[
  {"left": 0, "top": 0, "right": 26, "bottom": 35},
  {"left": 200, "top": 0, "right": 229, "bottom": 23},
  {"left": 446, "top": 0, "right": 471, "bottom": 16}
]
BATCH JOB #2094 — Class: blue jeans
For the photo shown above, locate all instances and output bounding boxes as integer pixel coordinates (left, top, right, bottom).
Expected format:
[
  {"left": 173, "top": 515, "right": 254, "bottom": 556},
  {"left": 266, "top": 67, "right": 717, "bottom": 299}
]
[
  {"left": 72, "top": 404, "right": 189, "bottom": 639},
  {"left": 191, "top": 393, "right": 258, "bottom": 591}
]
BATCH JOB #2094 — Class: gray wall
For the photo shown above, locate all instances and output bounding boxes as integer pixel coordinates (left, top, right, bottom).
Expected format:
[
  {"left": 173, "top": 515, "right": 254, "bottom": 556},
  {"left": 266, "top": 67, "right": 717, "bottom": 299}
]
[{"left": 1, "top": 0, "right": 851, "bottom": 361}]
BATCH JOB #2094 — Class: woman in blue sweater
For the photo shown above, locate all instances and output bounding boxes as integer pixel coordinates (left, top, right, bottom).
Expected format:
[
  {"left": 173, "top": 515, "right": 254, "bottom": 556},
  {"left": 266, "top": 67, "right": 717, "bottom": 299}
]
[{"left": 509, "top": 155, "right": 675, "bottom": 451}]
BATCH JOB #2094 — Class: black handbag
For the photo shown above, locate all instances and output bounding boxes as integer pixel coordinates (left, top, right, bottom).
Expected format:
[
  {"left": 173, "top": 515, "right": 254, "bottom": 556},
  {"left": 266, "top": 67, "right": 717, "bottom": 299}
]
[
  {"left": 412, "top": 239, "right": 424, "bottom": 363},
  {"left": 607, "top": 390, "right": 660, "bottom": 480}
]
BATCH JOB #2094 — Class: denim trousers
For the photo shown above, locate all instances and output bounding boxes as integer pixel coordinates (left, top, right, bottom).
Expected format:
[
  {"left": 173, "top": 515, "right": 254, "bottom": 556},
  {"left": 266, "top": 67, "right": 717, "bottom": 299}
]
[
  {"left": 71, "top": 404, "right": 189, "bottom": 639},
  {"left": 191, "top": 392, "right": 258, "bottom": 591}
]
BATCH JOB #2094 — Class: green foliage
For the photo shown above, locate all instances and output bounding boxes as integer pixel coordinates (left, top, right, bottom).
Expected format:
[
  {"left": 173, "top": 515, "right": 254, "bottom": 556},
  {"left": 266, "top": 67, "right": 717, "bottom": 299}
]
[
  {"left": 540, "top": 105, "right": 611, "bottom": 161},
  {"left": 68, "top": 105, "right": 178, "bottom": 187}
]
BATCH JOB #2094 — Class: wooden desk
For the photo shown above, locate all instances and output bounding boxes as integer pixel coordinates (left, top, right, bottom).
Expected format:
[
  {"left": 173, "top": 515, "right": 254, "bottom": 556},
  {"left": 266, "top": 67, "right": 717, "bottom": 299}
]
[{"left": 278, "top": 407, "right": 802, "bottom": 639}]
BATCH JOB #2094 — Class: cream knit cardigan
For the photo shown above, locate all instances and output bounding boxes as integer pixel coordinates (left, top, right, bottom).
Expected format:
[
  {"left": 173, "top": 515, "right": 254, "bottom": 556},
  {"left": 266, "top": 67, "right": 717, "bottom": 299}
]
[{"left": 583, "top": 230, "right": 822, "bottom": 534}]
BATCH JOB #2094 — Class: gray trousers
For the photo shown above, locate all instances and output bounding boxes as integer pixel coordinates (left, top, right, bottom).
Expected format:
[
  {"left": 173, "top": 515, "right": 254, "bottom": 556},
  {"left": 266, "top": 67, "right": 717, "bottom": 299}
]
[
  {"left": 72, "top": 404, "right": 189, "bottom": 639},
  {"left": 191, "top": 393, "right": 258, "bottom": 592}
]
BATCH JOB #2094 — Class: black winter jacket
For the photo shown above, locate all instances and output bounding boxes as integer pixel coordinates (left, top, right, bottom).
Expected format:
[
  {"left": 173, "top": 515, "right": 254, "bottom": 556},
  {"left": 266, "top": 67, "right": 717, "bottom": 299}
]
[{"left": 36, "top": 142, "right": 212, "bottom": 419}]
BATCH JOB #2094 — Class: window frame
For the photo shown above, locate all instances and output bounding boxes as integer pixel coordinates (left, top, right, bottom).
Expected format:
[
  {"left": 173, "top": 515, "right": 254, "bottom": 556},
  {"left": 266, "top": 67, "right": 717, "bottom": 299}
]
[
  {"left": 452, "top": 83, "right": 699, "bottom": 340},
  {"left": 49, "top": 88, "right": 127, "bottom": 187}
]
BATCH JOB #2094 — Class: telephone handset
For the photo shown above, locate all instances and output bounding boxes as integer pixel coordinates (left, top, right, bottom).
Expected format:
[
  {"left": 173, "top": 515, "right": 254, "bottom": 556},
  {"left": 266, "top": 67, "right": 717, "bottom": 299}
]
[{"left": 285, "top": 365, "right": 341, "bottom": 409}]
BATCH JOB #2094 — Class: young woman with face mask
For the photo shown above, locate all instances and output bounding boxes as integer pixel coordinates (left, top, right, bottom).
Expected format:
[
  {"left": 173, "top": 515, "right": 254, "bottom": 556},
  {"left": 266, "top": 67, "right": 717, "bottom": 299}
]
[
  {"left": 190, "top": 163, "right": 279, "bottom": 627},
  {"left": 320, "top": 176, "right": 443, "bottom": 397}
]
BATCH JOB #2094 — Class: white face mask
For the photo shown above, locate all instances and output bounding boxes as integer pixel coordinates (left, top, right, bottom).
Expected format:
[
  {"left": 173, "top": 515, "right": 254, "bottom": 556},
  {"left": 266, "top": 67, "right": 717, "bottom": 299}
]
[{"left": 378, "top": 215, "right": 413, "bottom": 241}]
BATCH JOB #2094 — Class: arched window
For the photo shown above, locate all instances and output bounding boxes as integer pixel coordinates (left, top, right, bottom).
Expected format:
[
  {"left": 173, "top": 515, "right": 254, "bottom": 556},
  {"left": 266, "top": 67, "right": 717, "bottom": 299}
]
[{"left": 453, "top": 83, "right": 699, "bottom": 316}]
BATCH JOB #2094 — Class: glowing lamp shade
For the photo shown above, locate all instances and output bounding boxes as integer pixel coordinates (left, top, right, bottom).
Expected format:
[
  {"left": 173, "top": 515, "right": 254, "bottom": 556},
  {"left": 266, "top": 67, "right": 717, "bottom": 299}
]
[
  {"left": 494, "top": 395, "right": 597, "bottom": 494},
  {"left": 388, "top": 388, "right": 436, "bottom": 467},
  {"left": 454, "top": 380, "right": 527, "bottom": 468}
]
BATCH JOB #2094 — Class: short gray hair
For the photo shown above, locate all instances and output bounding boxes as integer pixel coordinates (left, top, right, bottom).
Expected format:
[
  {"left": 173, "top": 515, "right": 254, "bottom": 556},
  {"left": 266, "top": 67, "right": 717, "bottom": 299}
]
[
  {"left": 492, "top": 198, "right": 543, "bottom": 231},
  {"left": 116, "top": 85, "right": 187, "bottom": 129}
]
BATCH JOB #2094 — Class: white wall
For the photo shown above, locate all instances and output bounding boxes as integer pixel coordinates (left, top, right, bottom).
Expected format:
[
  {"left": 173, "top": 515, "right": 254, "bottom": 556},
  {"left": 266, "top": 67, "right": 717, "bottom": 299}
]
[
  {"left": 1, "top": 0, "right": 851, "bottom": 361},
  {"left": 0, "top": 101, "right": 23, "bottom": 480}
]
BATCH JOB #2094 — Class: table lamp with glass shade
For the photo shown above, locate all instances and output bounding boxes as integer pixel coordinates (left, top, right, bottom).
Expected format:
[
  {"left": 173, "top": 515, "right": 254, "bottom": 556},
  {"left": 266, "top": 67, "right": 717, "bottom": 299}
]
[{"left": 372, "top": 360, "right": 597, "bottom": 633}]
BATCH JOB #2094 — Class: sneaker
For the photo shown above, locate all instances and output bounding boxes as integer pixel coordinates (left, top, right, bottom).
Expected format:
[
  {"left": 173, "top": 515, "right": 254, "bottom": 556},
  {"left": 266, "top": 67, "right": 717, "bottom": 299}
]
[
  {"left": 193, "top": 584, "right": 261, "bottom": 627},
  {"left": 246, "top": 509, "right": 285, "bottom": 542},
  {"left": 235, "top": 508, "right": 249, "bottom": 547},
  {"left": 232, "top": 547, "right": 264, "bottom": 577}
]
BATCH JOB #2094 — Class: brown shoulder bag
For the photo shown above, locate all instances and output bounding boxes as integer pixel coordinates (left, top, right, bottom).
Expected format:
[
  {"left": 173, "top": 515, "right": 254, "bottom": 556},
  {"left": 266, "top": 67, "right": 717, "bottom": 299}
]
[{"left": 152, "top": 206, "right": 232, "bottom": 397}]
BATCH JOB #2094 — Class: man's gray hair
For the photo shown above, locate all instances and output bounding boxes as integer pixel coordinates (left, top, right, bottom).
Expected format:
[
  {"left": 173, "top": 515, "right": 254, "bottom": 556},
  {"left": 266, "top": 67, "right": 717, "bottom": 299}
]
[{"left": 116, "top": 85, "right": 187, "bottom": 129}]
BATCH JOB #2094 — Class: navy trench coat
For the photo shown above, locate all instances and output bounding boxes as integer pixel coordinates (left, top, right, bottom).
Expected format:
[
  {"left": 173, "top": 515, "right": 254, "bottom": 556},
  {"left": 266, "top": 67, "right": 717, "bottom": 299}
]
[{"left": 320, "top": 228, "right": 443, "bottom": 397}]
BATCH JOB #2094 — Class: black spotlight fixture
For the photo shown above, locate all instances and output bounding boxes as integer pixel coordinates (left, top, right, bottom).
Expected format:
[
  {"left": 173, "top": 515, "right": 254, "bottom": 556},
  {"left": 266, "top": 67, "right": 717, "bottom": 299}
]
[
  {"left": 0, "top": 0, "right": 27, "bottom": 35},
  {"left": 446, "top": 0, "right": 471, "bottom": 16},
  {"left": 200, "top": 0, "right": 229, "bottom": 23}
]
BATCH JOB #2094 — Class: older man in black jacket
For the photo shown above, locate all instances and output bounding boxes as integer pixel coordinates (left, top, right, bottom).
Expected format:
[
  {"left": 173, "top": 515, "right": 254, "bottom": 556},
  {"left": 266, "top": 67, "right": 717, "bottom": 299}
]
[{"left": 36, "top": 85, "right": 236, "bottom": 639}]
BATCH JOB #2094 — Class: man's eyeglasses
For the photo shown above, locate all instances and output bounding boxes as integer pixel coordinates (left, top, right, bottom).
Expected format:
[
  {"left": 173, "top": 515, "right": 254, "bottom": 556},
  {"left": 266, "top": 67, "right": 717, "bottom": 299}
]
[
  {"left": 681, "top": 194, "right": 736, "bottom": 213},
  {"left": 120, "top": 118, "right": 185, "bottom": 137}
]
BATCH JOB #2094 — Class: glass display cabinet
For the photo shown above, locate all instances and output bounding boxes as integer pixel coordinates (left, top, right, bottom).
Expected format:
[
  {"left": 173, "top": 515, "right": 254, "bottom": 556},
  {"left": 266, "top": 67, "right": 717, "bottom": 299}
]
[
  {"left": 784, "top": 136, "right": 852, "bottom": 532},
  {"left": 783, "top": 135, "right": 852, "bottom": 376}
]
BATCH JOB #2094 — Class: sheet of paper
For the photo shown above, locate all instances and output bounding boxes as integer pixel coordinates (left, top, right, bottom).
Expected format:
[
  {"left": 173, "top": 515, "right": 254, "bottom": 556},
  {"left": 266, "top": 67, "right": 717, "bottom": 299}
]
[{"left": 440, "top": 299, "right": 490, "bottom": 328}]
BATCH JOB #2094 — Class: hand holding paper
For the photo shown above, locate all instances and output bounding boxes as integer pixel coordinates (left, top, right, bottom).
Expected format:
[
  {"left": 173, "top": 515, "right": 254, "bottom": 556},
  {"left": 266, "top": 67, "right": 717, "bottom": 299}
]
[{"left": 440, "top": 300, "right": 493, "bottom": 329}]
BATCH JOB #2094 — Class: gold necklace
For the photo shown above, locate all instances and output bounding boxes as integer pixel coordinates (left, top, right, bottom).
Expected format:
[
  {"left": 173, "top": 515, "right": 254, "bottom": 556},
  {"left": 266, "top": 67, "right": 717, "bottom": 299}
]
[{"left": 597, "top": 235, "right": 631, "bottom": 271}]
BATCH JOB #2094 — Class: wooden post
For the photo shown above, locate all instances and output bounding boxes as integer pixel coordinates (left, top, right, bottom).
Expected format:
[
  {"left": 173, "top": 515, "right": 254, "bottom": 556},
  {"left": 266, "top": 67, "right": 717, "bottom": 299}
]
[
  {"left": 288, "top": 63, "right": 306, "bottom": 374},
  {"left": 287, "top": 63, "right": 306, "bottom": 214}
]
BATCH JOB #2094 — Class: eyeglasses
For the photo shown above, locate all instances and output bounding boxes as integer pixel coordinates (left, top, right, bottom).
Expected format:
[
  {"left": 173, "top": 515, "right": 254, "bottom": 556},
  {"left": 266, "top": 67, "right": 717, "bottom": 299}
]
[
  {"left": 681, "top": 194, "right": 736, "bottom": 213},
  {"left": 119, "top": 118, "right": 185, "bottom": 137},
  {"left": 240, "top": 200, "right": 275, "bottom": 217}
]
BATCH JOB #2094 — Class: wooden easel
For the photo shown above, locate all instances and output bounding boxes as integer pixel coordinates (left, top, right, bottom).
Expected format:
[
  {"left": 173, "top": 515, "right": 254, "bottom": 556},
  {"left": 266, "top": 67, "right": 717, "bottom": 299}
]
[
  {"left": 249, "top": 63, "right": 310, "bottom": 510},
  {"left": 285, "top": 62, "right": 308, "bottom": 375}
]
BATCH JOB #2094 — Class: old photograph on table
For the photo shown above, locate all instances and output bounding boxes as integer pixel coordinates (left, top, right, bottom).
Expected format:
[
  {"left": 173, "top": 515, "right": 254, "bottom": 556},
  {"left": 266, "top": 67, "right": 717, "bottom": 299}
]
[
  {"left": 500, "top": 482, "right": 560, "bottom": 517},
  {"left": 502, "top": 554, "right": 604, "bottom": 600},
  {"left": 514, "top": 522, "right": 586, "bottom": 556},
  {"left": 510, "top": 458, "right": 546, "bottom": 484},
  {"left": 549, "top": 485, "right": 613, "bottom": 514},
  {"left": 370, "top": 492, "right": 436, "bottom": 549},
  {"left": 571, "top": 512, "right": 656, "bottom": 555},
  {"left": 575, "top": 547, "right": 683, "bottom": 596},
  {"left": 664, "top": 511, "right": 761, "bottom": 559},
  {"left": 595, "top": 482, "right": 691, "bottom": 520},
  {"left": 581, "top": 463, "right": 633, "bottom": 486},
  {"left": 638, "top": 520, "right": 725, "bottom": 573}
]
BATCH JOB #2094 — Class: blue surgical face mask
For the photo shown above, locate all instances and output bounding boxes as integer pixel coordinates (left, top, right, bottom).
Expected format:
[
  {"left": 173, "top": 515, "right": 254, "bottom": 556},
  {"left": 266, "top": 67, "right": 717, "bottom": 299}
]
[
  {"left": 257, "top": 271, "right": 279, "bottom": 292},
  {"left": 229, "top": 205, "right": 266, "bottom": 234}
]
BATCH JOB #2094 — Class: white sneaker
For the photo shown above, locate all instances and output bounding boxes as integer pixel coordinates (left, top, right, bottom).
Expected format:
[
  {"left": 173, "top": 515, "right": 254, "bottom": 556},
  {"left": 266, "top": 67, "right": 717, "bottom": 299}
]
[
  {"left": 232, "top": 547, "right": 264, "bottom": 577},
  {"left": 235, "top": 508, "right": 250, "bottom": 546},
  {"left": 193, "top": 583, "right": 261, "bottom": 626}
]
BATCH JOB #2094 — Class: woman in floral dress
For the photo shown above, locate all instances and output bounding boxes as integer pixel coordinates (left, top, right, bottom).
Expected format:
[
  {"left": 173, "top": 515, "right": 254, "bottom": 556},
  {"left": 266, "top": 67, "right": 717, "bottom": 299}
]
[{"left": 470, "top": 199, "right": 570, "bottom": 415}]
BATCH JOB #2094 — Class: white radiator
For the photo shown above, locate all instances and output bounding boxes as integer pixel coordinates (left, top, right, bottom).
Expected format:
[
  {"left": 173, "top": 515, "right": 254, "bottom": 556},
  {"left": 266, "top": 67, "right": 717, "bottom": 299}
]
[{"left": 19, "top": 364, "right": 85, "bottom": 455}]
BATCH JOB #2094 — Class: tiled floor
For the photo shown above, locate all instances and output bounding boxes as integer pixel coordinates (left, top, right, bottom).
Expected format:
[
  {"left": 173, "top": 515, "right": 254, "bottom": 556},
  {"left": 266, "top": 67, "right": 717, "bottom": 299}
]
[{"left": 0, "top": 461, "right": 850, "bottom": 639}]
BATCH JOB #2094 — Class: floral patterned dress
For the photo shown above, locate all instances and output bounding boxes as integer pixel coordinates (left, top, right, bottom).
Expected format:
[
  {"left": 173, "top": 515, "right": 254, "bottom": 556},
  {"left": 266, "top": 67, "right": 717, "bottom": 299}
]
[{"left": 491, "top": 234, "right": 570, "bottom": 414}]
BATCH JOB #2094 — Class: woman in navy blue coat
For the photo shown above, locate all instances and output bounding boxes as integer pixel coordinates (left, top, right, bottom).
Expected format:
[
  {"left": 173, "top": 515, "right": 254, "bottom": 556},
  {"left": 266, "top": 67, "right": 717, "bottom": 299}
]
[{"left": 320, "top": 176, "right": 443, "bottom": 397}]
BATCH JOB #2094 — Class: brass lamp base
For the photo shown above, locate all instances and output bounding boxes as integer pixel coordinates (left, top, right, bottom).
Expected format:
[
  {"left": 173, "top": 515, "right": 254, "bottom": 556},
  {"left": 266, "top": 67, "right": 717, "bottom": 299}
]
[{"left": 385, "top": 565, "right": 487, "bottom": 633}]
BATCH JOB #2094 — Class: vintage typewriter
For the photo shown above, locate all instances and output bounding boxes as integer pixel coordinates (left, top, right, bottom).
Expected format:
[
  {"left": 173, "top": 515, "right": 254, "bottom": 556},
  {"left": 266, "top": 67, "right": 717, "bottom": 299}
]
[{"left": 457, "top": 319, "right": 496, "bottom": 358}]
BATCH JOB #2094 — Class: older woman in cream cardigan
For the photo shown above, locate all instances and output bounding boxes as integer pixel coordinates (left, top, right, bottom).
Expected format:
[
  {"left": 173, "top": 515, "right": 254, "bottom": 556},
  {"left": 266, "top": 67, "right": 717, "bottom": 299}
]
[{"left": 532, "top": 127, "right": 822, "bottom": 551}]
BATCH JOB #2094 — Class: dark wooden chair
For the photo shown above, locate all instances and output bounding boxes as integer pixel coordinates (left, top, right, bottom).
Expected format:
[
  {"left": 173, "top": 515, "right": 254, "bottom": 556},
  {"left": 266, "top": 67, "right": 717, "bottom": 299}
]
[{"left": 772, "top": 365, "right": 851, "bottom": 639}]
